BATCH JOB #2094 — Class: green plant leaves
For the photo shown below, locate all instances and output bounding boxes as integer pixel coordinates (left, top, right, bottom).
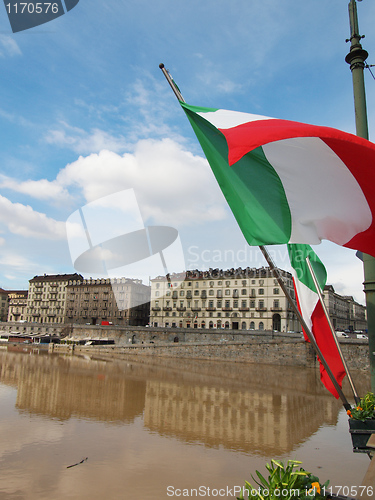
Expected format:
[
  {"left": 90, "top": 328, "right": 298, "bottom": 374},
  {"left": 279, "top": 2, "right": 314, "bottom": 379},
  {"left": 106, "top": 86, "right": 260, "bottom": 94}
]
[
  {"left": 349, "top": 392, "right": 375, "bottom": 421},
  {"left": 237, "top": 460, "right": 329, "bottom": 500}
]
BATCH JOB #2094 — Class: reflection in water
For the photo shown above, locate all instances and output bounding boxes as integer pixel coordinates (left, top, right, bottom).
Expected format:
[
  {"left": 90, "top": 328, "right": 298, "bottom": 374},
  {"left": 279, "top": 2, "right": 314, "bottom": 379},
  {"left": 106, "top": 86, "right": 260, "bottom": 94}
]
[
  {"left": 144, "top": 381, "right": 339, "bottom": 455},
  {"left": 0, "top": 348, "right": 371, "bottom": 500}
]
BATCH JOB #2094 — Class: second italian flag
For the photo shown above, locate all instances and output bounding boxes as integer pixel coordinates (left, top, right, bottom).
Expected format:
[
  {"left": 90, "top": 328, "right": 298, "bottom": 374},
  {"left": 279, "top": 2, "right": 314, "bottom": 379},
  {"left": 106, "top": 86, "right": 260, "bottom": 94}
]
[{"left": 288, "top": 243, "right": 346, "bottom": 398}]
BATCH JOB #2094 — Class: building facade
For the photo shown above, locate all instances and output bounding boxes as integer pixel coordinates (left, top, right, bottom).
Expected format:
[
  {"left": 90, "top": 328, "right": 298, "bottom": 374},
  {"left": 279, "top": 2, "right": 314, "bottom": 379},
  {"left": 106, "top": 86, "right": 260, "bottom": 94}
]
[
  {"left": 26, "top": 274, "right": 83, "bottom": 324},
  {"left": 0, "top": 288, "right": 9, "bottom": 322},
  {"left": 150, "top": 267, "right": 299, "bottom": 331},
  {"left": 7, "top": 290, "right": 28, "bottom": 322},
  {"left": 65, "top": 277, "right": 150, "bottom": 326},
  {"left": 324, "top": 285, "right": 367, "bottom": 331}
]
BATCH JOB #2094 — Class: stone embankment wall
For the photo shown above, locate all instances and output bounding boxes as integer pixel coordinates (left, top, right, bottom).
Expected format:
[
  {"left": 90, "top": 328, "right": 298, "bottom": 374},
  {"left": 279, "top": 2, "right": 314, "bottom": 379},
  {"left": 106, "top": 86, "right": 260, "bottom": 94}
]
[
  {"left": 48, "top": 324, "right": 370, "bottom": 371},
  {"left": 1, "top": 321, "right": 368, "bottom": 371},
  {"left": 0, "top": 321, "right": 71, "bottom": 336}
]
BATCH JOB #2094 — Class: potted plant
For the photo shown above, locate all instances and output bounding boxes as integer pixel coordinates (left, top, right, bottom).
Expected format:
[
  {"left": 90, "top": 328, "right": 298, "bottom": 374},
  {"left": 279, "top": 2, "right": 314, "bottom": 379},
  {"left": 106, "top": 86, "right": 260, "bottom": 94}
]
[
  {"left": 237, "top": 459, "right": 329, "bottom": 500},
  {"left": 347, "top": 392, "right": 375, "bottom": 450}
]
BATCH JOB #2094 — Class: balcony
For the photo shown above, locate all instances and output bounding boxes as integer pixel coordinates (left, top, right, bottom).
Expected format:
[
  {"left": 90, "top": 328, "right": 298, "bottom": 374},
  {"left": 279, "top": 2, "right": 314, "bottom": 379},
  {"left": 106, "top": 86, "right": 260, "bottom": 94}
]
[
  {"left": 191, "top": 307, "right": 201, "bottom": 312},
  {"left": 163, "top": 307, "right": 172, "bottom": 311},
  {"left": 239, "top": 307, "right": 249, "bottom": 311},
  {"left": 222, "top": 307, "right": 233, "bottom": 312},
  {"left": 271, "top": 307, "right": 282, "bottom": 312},
  {"left": 177, "top": 307, "right": 186, "bottom": 312},
  {"left": 206, "top": 307, "right": 216, "bottom": 311},
  {"left": 152, "top": 307, "right": 161, "bottom": 311},
  {"left": 256, "top": 307, "right": 267, "bottom": 312}
]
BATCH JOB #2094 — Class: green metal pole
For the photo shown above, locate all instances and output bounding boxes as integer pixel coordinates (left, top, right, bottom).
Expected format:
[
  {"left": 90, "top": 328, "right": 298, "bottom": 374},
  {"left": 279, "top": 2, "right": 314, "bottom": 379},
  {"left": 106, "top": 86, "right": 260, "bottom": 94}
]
[{"left": 345, "top": 0, "right": 375, "bottom": 391}]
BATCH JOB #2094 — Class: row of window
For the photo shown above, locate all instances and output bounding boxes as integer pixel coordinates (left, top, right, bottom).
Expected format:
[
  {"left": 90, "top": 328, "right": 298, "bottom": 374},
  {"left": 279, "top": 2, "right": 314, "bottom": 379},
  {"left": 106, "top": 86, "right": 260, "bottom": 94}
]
[
  {"left": 154, "top": 299, "right": 281, "bottom": 309},
  {"left": 154, "top": 288, "right": 280, "bottom": 298},
  {"left": 156, "top": 278, "right": 284, "bottom": 289},
  {"left": 154, "top": 320, "right": 266, "bottom": 330}
]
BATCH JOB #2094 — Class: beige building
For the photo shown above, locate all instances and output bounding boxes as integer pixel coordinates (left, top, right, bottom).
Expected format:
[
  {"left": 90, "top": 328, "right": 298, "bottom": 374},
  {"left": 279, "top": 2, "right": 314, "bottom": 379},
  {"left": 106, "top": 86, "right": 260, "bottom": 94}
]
[
  {"left": 324, "top": 285, "right": 367, "bottom": 332},
  {"left": 0, "top": 288, "right": 9, "bottom": 322},
  {"left": 7, "top": 290, "right": 28, "bottom": 322},
  {"left": 150, "top": 267, "right": 299, "bottom": 331},
  {"left": 26, "top": 274, "right": 83, "bottom": 324},
  {"left": 65, "top": 277, "right": 150, "bottom": 326}
]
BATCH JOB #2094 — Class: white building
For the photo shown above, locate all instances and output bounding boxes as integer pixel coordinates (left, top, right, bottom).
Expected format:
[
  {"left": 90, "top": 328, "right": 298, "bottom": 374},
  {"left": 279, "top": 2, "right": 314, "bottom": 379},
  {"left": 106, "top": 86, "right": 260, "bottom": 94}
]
[
  {"left": 26, "top": 274, "right": 83, "bottom": 324},
  {"left": 150, "top": 267, "right": 299, "bottom": 332}
]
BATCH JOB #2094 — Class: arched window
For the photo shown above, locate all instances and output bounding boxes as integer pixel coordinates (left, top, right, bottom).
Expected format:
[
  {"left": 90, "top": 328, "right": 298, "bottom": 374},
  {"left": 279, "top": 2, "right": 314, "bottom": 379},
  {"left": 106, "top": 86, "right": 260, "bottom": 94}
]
[
  {"left": 241, "top": 322, "right": 246, "bottom": 330},
  {"left": 250, "top": 321, "right": 255, "bottom": 330},
  {"left": 259, "top": 321, "right": 264, "bottom": 330}
]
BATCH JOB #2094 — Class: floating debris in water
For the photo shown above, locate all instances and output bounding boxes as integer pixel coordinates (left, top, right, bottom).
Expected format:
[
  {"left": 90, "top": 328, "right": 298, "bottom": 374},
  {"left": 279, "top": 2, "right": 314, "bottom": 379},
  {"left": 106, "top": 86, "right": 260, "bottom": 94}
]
[{"left": 67, "top": 457, "right": 88, "bottom": 469}]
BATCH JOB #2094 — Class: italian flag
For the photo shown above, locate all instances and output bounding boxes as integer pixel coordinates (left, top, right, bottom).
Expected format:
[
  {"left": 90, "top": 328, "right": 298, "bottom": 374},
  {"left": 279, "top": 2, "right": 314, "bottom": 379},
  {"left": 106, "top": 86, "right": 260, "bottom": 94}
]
[
  {"left": 288, "top": 243, "right": 346, "bottom": 398},
  {"left": 182, "top": 103, "right": 375, "bottom": 256}
]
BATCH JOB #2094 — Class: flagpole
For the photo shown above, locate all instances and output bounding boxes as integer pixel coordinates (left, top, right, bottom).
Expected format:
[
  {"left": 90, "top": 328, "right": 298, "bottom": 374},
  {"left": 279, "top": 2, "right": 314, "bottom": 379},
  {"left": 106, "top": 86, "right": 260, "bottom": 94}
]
[
  {"left": 159, "top": 64, "right": 351, "bottom": 409},
  {"left": 345, "top": 0, "right": 375, "bottom": 392},
  {"left": 159, "top": 64, "right": 185, "bottom": 102},
  {"left": 305, "top": 256, "right": 360, "bottom": 404}
]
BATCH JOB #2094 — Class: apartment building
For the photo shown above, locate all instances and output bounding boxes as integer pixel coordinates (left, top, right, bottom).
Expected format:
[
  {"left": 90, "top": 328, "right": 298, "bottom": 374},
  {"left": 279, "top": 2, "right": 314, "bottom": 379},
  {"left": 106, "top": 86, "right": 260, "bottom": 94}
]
[
  {"left": 26, "top": 274, "right": 83, "bottom": 324},
  {"left": 324, "top": 285, "right": 367, "bottom": 331},
  {"left": 150, "top": 267, "right": 299, "bottom": 331},
  {"left": 7, "top": 290, "right": 28, "bottom": 322},
  {"left": 0, "top": 288, "right": 9, "bottom": 322},
  {"left": 65, "top": 277, "right": 150, "bottom": 326}
]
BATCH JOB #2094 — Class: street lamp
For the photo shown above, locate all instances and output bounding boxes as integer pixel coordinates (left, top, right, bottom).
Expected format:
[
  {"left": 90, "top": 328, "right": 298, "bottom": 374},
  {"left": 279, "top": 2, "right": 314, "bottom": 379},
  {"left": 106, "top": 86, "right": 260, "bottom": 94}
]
[{"left": 345, "top": 0, "right": 375, "bottom": 391}]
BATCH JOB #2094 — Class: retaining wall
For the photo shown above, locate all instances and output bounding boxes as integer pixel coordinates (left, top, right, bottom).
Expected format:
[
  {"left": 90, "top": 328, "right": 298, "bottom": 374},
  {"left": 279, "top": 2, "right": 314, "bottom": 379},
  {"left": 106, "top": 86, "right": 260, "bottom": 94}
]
[{"left": 51, "top": 337, "right": 370, "bottom": 371}]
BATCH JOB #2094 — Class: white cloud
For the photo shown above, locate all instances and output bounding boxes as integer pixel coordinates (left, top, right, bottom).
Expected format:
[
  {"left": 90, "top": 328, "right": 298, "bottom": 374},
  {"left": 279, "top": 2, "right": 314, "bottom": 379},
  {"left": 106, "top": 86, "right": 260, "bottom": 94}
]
[
  {"left": 57, "top": 138, "right": 227, "bottom": 227},
  {"left": 0, "top": 36, "right": 21, "bottom": 58},
  {"left": 0, "top": 175, "right": 70, "bottom": 201},
  {"left": 0, "top": 195, "right": 66, "bottom": 240},
  {"left": 196, "top": 64, "right": 243, "bottom": 95},
  {"left": 45, "top": 121, "right": 129, "bottom": 155},
  {"left": 0, "top": 253, "right": 35, "bottom": 271},
  {"left": 0, "top": 252, "right": 44, "bottom": 286},
  {"left": 0, "top": 139, "right": 227, "bottom": 266}
]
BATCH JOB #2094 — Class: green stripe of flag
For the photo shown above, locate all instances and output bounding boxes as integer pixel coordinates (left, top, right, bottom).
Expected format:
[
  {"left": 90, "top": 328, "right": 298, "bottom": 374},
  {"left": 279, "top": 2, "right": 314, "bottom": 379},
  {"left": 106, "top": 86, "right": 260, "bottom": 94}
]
[
  {"left": 288, "top": 243, "right": 327, "bottom": 292},
  {"left": 182, "top": 104, "right": 292, "bottom": 245}
]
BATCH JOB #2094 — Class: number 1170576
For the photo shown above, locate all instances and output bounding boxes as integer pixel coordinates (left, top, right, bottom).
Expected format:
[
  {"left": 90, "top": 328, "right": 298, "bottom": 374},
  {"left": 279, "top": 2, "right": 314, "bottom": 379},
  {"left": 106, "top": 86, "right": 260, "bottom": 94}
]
[
  {"left": 5, "top": 3, "right": 60, "bottom": 14},
  {"left": 322, "top": 486, "right": 373, "bottom": 497}
]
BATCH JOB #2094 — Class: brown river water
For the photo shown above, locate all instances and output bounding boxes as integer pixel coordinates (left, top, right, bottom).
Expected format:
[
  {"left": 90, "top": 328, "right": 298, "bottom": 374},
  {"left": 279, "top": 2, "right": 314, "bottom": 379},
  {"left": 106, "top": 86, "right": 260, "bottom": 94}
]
[{"left": 0, "top": 345, "right": 371, "bottom": 500}]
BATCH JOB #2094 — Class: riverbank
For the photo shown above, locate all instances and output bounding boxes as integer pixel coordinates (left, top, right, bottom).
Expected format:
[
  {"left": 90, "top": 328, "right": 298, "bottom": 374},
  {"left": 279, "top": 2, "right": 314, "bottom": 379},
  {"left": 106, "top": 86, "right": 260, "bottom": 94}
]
[{"left": 50, "top": 336, "right": 369, "bottom": 371}]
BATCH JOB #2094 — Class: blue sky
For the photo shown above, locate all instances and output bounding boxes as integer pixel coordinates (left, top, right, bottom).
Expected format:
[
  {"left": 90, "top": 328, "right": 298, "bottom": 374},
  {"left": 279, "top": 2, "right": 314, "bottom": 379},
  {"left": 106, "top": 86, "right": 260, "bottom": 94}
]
[{"left": 0, "top": 0, "right": 374, "bottom": 304}]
